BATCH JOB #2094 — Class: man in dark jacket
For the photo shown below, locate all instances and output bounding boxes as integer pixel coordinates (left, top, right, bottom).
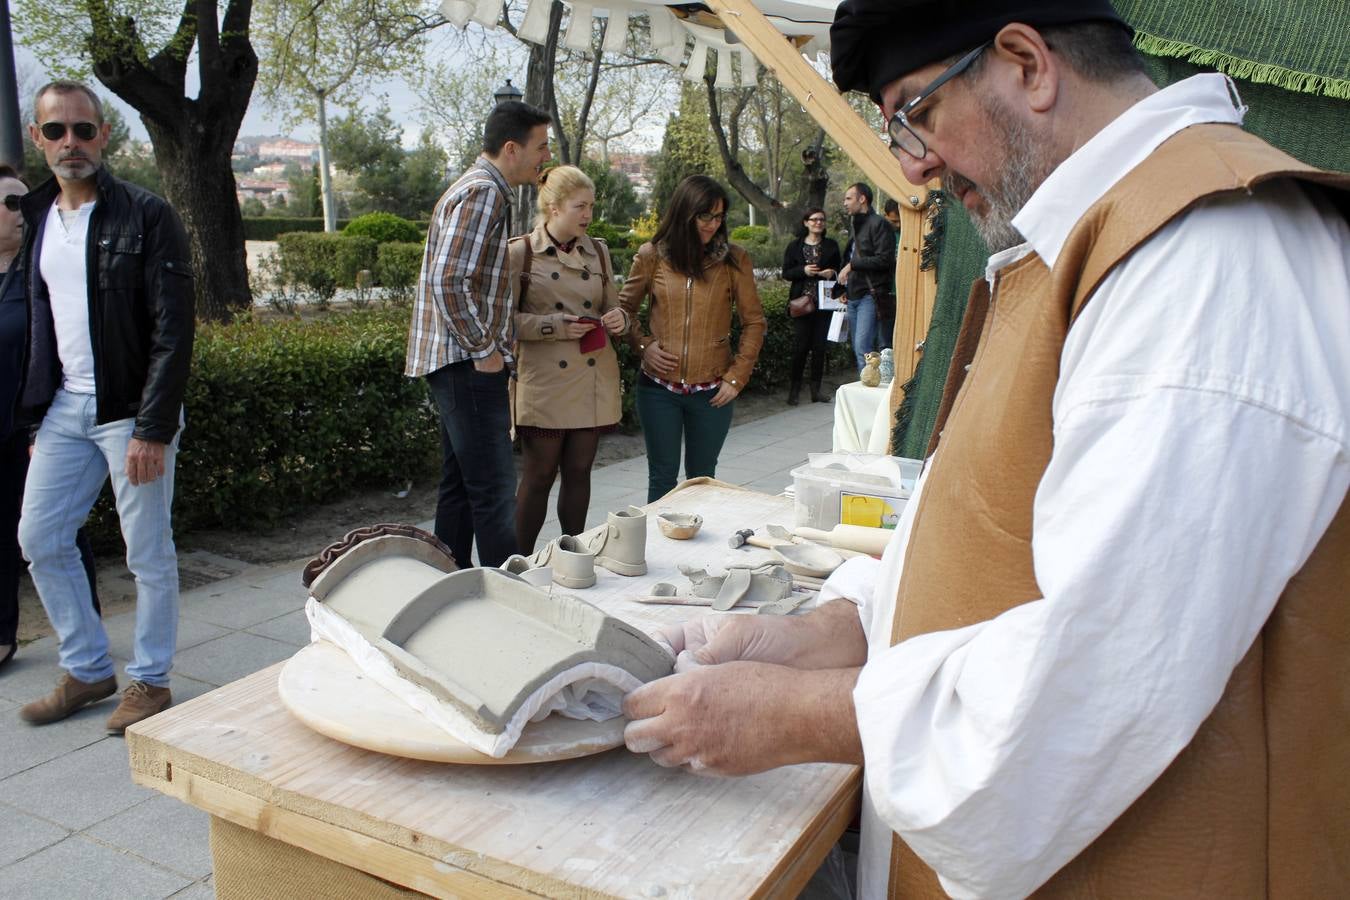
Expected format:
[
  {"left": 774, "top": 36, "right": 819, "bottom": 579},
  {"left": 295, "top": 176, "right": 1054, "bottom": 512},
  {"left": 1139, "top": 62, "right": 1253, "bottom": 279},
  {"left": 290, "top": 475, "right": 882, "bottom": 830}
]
[
  {"left": 16, "top": 81, "right": 194, "bottom": 733},
  {"left": 838, "top": 182, "right": 896, "bottom": 369}
]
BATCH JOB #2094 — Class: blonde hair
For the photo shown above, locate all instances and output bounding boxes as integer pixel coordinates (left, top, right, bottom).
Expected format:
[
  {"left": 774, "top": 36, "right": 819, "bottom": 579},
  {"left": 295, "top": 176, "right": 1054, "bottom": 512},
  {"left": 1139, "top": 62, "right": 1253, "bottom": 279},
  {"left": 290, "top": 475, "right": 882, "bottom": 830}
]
[{"left": 534, "top": 165, "right": 595, "bottom": 230}]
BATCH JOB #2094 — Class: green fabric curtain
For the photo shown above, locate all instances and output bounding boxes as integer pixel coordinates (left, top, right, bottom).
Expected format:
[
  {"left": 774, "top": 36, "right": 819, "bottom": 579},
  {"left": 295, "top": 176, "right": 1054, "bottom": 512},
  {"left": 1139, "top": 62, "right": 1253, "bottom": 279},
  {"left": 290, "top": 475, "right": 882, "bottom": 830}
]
[{"left": 891, "top": 4, "right": 1349, "bottom": 457}]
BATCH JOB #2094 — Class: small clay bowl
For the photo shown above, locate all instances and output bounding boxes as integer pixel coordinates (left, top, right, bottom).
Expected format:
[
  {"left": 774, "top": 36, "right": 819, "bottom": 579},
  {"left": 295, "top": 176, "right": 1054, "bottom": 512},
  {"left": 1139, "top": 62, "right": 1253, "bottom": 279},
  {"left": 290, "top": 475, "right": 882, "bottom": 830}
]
[{"left": 656, "top": 512, "right": 703, "bottom": 540}]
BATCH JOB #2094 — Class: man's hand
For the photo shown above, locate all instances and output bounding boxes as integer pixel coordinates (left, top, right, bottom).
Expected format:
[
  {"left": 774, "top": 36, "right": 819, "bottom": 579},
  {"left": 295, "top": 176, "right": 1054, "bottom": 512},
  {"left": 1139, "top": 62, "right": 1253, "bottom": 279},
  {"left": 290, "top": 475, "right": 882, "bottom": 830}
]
[
  {"left": 623, "top": 661, "right": 864, "bottom": 775},
  {"left": 642, "top": 340, "right": 679, "bottom": 377},
  {"left": 474, "top": 350, "right": 505, "bottom": 373},
  {"left": 561, "top": 315, "right": 597, "bottom": 340},
  {"left": 837, "top": 263, "right": 851, "bottom": 286},
  {"left": 708, "top": 381, "right": 740, "bottom": 408},
  {"left": 125, "top": 438, "right": 167, "bottom": 487},
  {"left": 600, "top": 308, "right": 626, "bottom": 335},
  {"left": 655, "top": 599, "right": 868, "bottom": 672}
]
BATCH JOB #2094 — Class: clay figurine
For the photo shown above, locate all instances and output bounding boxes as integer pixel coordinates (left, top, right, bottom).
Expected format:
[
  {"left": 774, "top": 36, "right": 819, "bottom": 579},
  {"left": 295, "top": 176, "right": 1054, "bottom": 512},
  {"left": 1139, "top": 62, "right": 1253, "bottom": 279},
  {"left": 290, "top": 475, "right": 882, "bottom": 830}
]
[
  {"left": 879, "top": 348, "right": 895, "bottom": 385},
  {"left": 860, "top": 352, "right": 882, "bottom": 387},
  {"left": 656, "top": 511, "right": 703, "bottom": 540}
]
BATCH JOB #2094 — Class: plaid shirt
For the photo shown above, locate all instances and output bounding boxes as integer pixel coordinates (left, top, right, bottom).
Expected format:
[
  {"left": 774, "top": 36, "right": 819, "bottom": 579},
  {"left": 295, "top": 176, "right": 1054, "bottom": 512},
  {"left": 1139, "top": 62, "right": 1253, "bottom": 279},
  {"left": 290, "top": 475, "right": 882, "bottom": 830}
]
[{"left": 405, "top": 158, "right": 515, "bottom": 376}]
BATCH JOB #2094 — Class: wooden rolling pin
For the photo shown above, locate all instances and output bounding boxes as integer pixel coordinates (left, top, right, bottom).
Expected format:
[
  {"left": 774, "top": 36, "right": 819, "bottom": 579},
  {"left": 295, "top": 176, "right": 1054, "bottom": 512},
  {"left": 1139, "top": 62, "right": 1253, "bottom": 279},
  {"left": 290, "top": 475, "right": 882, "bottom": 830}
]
[{"left": 793, "top": 524, "right": 891, "bottom": 557}]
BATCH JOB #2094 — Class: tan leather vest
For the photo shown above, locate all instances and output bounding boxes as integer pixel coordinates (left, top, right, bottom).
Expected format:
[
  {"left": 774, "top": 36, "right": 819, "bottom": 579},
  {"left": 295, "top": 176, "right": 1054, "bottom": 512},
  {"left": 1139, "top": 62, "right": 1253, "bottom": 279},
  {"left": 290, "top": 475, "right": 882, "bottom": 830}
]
[{"left": 888, "top": 124, "right": 1350, "bottom": 897}]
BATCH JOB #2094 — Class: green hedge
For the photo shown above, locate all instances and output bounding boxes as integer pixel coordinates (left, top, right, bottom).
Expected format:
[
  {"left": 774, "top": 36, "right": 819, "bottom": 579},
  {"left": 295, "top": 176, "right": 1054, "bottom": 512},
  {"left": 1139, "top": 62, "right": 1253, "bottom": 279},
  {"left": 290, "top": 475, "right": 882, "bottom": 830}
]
[
  {"left": 243, "top": 217, "right": 429, "bottom": 241},
  {"left": 343, "top": 212, "right": 422, "bottom": 244},
  {"left": 276, "top": 233, "right": 379, "bottom": 300},
  {"left": 376, "top": 242, "right": 424, "bottom": 304},
  {"left": 243, "top": 217, "right": 351, "bottom": 241},
  {"left": 730, "top": 224, "right": 770, "bottom": 242},
  {"left": 87, "top": 308, "right": 437, "bottom": 540}
]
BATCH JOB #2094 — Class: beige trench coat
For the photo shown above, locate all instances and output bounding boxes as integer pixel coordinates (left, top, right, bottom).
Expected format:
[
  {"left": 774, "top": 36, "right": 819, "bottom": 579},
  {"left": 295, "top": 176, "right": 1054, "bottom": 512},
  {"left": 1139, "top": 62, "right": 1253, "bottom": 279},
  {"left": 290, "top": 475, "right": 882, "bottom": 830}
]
[{"left": 508, "top": 227, "right": 626, "bottom": 429}]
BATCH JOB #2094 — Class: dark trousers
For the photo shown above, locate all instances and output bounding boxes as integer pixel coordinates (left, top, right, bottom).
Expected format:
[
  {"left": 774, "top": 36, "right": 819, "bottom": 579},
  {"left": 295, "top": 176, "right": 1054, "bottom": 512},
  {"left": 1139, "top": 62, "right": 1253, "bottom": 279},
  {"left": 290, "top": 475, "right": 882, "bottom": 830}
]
[
  {"left": 425, "top": 362, "right": 517, "bottom": 568},
  {"left": 2, "top": 429, "right": 99, "bottom": 644},
  {"left": 790, "top": 310, "right": 834, "bottom": 390},
  {"left": 636, "top": 375, "right": 734, "bottom": 503}
]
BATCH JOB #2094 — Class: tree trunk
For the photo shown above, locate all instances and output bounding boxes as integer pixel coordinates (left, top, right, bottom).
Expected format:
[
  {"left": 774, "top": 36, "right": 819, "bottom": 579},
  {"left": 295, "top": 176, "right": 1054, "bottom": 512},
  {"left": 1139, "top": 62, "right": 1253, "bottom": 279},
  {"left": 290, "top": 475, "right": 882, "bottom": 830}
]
[
  {"left": 88, "top": 0, "right": 257, "bottom": 321},
  {"left": 704, "top": 76, "right": 793, "bottom": 234},
  {"left": 142, "top": 116, "right": 253, "bottom": 322},
  {"left": 316, "top": 90, "right": 336, "bottom": 232}
]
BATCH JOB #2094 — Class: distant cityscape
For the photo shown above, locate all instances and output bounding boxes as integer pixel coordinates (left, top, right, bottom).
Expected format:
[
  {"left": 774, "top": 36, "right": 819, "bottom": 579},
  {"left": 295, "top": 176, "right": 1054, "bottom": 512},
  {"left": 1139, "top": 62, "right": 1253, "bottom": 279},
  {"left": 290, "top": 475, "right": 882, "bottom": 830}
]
[{"left": 231, "top": 136, "right": 654, "bottom": 211}]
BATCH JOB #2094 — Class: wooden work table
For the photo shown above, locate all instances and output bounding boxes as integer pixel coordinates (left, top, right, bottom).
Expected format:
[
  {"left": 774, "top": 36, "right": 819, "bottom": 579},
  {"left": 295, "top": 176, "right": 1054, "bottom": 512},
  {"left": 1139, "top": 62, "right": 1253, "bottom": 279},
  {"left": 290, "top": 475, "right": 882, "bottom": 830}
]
[{"left": 127, "top": 480, "right": 862, "bottom": 898}]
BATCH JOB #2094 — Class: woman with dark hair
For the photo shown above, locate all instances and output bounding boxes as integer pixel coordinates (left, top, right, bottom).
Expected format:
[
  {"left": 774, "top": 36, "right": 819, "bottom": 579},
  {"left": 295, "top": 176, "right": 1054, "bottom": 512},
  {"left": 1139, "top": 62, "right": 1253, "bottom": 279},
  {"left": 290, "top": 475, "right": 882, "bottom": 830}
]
[
  {"left": 619, "top": 175, "right": 766, "bottom": 502},
  {"left": 780, "top": 207, "right": 841, "bottom": 405},
  {"left": 0, "top": 165, "right": 99, "bottom": 670}
]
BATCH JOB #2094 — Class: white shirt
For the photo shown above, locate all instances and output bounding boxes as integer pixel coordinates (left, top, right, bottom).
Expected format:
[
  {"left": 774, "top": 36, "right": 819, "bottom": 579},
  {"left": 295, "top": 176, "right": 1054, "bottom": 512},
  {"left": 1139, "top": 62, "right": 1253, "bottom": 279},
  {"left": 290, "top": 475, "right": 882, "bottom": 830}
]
[
  {"left": 832, "top": 74, "right": 1350, "bottom": 899},
  {"left": 39, "top": 199, "right": 98, "bottom": 394}
]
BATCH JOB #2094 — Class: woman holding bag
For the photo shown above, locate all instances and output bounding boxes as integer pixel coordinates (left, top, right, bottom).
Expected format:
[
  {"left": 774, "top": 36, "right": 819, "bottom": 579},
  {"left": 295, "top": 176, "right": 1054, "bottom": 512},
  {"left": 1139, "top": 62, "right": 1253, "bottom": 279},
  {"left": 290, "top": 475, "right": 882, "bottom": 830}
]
[
  {"left": 780, "top": 207, "right": 841, "bottom": 405},
  {"left": 619, "top": 175, "right": 766, "bottom": 502},
  {"left": 508, "top": 165, "right": 628, "bottom": 554}
]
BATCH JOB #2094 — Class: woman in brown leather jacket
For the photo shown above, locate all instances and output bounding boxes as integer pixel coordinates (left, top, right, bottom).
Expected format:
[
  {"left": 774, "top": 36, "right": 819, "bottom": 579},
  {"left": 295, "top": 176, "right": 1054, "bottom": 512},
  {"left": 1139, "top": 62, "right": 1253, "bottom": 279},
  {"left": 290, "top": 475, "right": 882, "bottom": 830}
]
[
  {"left": 509, "top": 165, "right": 629, "bottom": 553},
  {"left": 619, "top": 175, "right": 766, "bottom": 502}
]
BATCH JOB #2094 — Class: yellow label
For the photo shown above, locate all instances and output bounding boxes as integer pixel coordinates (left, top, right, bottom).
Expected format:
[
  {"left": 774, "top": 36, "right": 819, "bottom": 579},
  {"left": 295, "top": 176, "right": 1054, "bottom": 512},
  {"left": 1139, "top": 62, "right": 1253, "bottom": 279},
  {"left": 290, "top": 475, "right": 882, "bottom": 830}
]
[{"left": 840, "top": 493, "right": 901, "bottom": 529}]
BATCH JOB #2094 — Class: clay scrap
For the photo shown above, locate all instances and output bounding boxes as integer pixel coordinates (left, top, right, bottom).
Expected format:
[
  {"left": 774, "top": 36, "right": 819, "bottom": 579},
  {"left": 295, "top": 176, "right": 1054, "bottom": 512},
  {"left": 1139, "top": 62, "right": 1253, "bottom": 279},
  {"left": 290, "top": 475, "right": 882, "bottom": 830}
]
[
  {"left": 303, "top": 527, "right": 672, "bottom": 757},
  {"left": 644, "top": 562, "right": 797, "bottom": 612}
]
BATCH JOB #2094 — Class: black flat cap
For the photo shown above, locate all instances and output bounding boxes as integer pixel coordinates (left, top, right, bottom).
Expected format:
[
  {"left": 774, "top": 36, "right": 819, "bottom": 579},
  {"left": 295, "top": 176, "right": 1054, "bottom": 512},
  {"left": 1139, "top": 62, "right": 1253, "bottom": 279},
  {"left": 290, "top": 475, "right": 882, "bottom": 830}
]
[{"left": 831, "top": 0, "right": 1131, "bottom": 103}]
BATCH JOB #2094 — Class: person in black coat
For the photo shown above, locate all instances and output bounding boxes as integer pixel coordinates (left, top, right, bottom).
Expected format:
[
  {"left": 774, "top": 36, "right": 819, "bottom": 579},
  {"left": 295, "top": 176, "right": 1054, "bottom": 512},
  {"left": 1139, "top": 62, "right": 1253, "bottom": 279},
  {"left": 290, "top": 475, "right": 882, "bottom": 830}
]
[
  {"left": 0, "top": 164, "right": 99, "bottom": 672},
  {"left": 780, "top": 207, "right": 842, "bottom": 405}
]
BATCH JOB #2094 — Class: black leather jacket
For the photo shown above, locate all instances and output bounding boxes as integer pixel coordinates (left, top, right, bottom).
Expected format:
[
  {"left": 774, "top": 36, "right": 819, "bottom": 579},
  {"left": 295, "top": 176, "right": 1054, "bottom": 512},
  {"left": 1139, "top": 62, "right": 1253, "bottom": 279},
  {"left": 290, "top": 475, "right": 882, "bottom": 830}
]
[
  {"left": 844, "top": 209, "right": 896, "bottom": 299},
  {"left": 19, "top": 167, "right": 194, "bottom": 443}
]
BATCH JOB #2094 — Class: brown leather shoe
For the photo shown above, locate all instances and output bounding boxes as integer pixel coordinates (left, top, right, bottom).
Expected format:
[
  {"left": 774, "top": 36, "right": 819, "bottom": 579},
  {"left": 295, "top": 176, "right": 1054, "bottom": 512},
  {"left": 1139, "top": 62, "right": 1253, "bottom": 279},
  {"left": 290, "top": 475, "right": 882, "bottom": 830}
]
[
  {"left": 105, "top": 681, "right": 172, "bottom": 734},
  {"left": 19, "top": 673, "right": 118, "bottom": 725}
]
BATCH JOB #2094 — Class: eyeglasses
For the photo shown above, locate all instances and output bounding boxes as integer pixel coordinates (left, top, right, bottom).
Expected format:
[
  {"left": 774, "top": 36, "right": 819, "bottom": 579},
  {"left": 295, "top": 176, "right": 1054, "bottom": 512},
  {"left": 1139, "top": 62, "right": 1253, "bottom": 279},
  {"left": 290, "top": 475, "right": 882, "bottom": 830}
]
[
  {"left": 886, "top": 41, "right": 991, "bottom": 160},
  {"left": 2, "top": 195, "right": 20, "bottom": 212},
  {"left": 39, "top": 121, "right": 99, "bottom": 142},
  {"left": 805, "top": 216, "right": 826, "bottom": 223},
  {"left": 695, "top": 211, "right": 726, "bottom": 224}
]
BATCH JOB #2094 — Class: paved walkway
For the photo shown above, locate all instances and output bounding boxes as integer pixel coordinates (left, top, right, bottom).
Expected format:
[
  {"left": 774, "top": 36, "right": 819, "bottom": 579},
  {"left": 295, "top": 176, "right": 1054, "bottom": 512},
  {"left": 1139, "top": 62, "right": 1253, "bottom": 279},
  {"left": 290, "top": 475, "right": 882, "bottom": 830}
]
[{"left": 0, "top": 397, "right": 838, "bottom": 898}]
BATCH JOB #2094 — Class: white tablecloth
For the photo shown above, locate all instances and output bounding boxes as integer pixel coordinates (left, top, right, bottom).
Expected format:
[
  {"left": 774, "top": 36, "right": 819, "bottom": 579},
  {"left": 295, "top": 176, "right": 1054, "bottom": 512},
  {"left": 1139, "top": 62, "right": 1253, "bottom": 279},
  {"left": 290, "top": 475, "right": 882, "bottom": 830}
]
[{"left": 832, "top": 381, "right": 894, "bottom": 453}]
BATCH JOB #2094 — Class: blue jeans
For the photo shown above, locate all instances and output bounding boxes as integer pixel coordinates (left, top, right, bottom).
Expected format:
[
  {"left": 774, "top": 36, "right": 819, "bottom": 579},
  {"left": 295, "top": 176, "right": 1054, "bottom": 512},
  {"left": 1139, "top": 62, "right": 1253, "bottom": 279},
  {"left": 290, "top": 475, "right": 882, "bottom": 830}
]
[
  {"left": 426, "top": 362, "right": 517, "bottom": 568},
  {"left": 846, "top": 293, "right": 879, "bottom": 370},
  {"left": 636, "top": 375, "right": 735, "bottom": 503},
  {"left": 18, "top": 390, "right": 181, "bottom": 686}
]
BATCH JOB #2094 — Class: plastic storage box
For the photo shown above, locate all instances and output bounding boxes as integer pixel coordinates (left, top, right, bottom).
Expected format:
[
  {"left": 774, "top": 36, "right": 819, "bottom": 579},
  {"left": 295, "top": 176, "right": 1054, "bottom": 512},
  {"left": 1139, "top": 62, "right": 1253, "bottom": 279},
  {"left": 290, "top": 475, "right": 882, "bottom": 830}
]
[{"left": 791, "top": 453, "right": 923, "bottom": 531}]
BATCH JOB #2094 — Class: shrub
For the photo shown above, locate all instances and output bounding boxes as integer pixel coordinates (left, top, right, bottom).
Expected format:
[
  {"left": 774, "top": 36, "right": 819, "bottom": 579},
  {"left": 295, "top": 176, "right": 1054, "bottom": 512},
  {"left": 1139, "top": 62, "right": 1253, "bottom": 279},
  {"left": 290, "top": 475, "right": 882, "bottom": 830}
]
[
  {"left": 730, "top": 224, "right": 770, "bottom": 242},
  {"left": 376, "top": 242, "right": 424, "bottom": 306},
  {"left": 88, "top": 308, "right": 439, "bottom": 539},
  {"left": 243, "top": 217, "right": 351, "bottom": 241},
  {"left": 343, "top": 212, "right": 422, "bottom": 244},
  {"left": 587, "top": 218, "right": 631, "bottom": 250},
  {"left": 275, "top": 233, "right": 378, "bottom": 307}
]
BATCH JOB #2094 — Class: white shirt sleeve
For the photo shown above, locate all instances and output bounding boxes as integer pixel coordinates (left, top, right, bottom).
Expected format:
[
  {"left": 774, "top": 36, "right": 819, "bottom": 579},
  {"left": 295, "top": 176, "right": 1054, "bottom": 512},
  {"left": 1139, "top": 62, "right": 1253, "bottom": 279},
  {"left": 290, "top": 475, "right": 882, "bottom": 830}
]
[{"left": 852, "top": 182, "right": 1350, "bottom": 899}]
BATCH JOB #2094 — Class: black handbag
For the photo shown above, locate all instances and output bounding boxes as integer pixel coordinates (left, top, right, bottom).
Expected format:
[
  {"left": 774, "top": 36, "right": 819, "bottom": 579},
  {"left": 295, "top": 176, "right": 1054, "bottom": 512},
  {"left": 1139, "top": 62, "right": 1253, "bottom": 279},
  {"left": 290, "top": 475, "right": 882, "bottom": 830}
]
[{"left": 788, "top": 293, "right": 816, "bottom": 317}]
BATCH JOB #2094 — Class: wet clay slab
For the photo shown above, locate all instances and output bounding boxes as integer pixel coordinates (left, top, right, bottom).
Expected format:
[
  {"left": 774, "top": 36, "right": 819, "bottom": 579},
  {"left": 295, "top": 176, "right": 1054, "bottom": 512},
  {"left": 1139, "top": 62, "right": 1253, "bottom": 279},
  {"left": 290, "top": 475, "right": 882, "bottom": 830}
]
[
  {"left": 308, "top": 536, "right": 672, "bottom": 735},
  {"left": 279, "top": 641, "right": 626, "bottom": 764}
]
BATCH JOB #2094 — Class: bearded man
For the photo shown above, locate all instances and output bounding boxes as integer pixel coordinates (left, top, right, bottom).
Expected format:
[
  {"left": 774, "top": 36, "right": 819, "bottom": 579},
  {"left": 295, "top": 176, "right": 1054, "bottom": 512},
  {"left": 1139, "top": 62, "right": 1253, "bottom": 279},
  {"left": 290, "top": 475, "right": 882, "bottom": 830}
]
[{"left": 621, "top": 2, "right": 1350, "bottom": 897}]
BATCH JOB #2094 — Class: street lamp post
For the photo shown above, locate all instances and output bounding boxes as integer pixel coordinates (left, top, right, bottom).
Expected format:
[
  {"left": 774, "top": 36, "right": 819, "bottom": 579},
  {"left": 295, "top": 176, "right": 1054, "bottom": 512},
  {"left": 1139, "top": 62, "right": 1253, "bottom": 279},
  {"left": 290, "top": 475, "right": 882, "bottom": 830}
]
[
  {"left": 492, "top": 79, "right": 524, "bottom": 106},
  {"left": 0, "top": 0, "right": 24, "bottom": 172}
]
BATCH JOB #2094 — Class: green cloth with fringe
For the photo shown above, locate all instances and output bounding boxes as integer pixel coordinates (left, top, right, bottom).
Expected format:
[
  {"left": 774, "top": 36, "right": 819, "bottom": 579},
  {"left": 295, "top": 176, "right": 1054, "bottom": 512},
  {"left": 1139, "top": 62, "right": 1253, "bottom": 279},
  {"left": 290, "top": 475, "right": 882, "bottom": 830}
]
[
  {"left": 891, "top": 4, "right": 1349, "bottom": 457},
  {"left": 1115, "top": 0, "right": 1350, "bottom": 99}
]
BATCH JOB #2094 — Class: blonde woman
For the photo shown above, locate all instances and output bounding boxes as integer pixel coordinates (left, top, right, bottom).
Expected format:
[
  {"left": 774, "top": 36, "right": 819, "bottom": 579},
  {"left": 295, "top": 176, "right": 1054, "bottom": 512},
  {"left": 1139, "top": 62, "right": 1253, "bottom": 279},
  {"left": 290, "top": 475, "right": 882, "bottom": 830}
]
[{"left": 508, "top": 166, "right": 629, "bottom": 553}]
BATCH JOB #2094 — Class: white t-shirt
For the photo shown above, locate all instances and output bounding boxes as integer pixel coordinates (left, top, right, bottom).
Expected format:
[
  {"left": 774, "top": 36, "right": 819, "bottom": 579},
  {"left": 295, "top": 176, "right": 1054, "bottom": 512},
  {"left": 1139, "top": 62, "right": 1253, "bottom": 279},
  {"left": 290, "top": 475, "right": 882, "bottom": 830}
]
[{"left": 39, "top": 199, "right": 97, "bottom": 395}]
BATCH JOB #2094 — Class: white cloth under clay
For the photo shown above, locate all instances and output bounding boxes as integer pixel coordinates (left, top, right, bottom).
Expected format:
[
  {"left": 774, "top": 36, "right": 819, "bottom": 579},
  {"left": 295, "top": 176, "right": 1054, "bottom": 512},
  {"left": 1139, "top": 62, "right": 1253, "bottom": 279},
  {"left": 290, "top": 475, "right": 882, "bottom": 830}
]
[
  {"left": 827, "top": 74, "right": 1350, "bottom": 899},
  {"left": 39, "top": 199, "right": 97, "bottom": 395}
]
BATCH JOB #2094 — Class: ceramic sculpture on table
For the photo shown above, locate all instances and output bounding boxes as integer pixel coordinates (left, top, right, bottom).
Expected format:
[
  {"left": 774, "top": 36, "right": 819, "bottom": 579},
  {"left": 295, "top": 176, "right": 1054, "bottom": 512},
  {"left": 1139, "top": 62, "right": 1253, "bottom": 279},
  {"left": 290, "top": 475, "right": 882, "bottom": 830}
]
[
  {"left": 860, "top": 352, "right": 882, "bottom": 387},
  {"left": 879, "top": 348, "right": 895, "bottom": 385}
]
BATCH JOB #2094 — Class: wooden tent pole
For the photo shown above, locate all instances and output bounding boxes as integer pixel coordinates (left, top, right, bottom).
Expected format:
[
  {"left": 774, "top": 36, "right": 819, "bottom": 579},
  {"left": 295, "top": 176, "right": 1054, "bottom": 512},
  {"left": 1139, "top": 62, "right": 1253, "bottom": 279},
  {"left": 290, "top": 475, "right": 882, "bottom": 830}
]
[{"left": 701, "top": 0, "right": 937, "bottom": 450}]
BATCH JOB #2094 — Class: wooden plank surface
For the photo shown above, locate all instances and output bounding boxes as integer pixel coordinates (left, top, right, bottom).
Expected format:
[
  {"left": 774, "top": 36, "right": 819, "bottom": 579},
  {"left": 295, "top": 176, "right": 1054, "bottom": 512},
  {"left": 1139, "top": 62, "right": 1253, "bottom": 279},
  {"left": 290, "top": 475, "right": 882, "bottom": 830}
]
[{"left": 128, "top": 480, "right": 862, "bottom": 899}]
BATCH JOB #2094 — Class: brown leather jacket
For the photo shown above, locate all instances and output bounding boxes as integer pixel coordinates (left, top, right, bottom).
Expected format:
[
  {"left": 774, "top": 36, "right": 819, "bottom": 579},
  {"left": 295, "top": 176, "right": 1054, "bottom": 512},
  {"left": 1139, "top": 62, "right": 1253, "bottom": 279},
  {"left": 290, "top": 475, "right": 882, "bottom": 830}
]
[{"left": 618, "top": 241, "right": 766, "bottom": 390}]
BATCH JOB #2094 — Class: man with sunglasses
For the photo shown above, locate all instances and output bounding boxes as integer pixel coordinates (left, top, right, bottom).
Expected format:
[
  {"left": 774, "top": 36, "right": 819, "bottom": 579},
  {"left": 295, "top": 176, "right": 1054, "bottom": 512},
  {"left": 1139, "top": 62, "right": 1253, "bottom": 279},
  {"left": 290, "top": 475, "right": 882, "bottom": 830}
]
[
  {"left": 15, "top": 81, "right": 194, "bottom": 734},
  {"left": 622, "top": 2, "right": 1349, "bottom": 896}
]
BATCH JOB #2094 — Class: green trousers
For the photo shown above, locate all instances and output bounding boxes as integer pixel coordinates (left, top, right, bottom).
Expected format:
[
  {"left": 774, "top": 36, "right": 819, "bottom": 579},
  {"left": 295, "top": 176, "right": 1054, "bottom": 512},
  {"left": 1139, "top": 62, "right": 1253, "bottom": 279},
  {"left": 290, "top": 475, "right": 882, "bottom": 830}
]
[{"left": 636, "top": 374, "right": 735, "bottom": 502}]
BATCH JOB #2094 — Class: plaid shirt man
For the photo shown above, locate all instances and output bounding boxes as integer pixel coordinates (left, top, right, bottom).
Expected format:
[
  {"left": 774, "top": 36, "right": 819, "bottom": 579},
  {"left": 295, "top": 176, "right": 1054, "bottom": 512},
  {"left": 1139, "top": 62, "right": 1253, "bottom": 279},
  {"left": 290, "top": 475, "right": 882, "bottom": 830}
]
[{"left": 405, "top": 157, "right": 516, "bottom": 376}]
